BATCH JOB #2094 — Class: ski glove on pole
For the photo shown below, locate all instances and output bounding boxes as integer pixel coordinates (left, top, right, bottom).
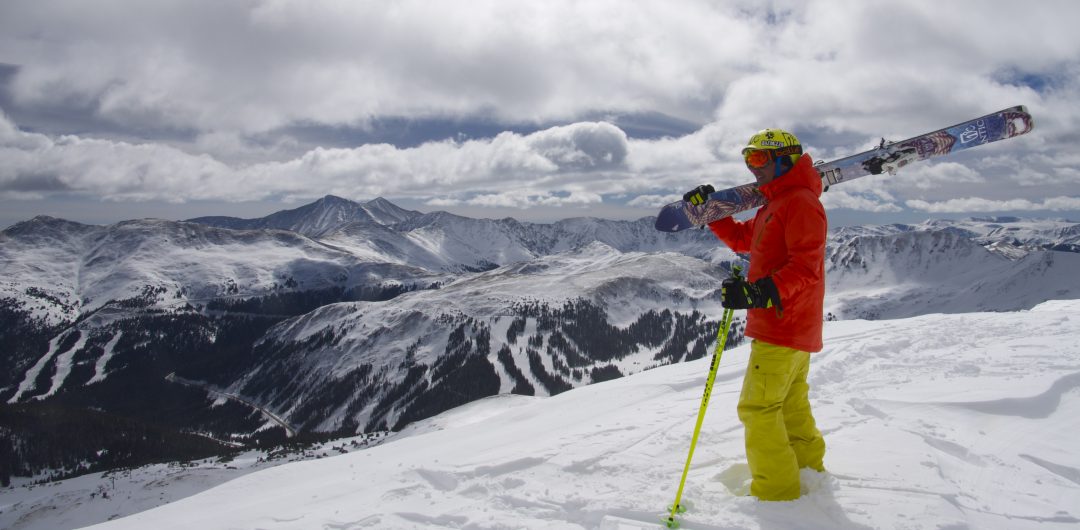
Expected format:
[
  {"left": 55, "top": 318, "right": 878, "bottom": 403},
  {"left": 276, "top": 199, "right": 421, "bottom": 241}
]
[
  {"left": 683, "top": 184, "right": 715, "bottom": 206},
  {"left": 722, "top": 275, "right": 783, "bottom": 313}
]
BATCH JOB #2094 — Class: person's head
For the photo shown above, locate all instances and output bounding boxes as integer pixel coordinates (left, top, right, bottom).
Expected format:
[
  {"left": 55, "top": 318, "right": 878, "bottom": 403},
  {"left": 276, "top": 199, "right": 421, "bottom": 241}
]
[{"left": 742, "top": 129, "right": 802, "bottom": 186}]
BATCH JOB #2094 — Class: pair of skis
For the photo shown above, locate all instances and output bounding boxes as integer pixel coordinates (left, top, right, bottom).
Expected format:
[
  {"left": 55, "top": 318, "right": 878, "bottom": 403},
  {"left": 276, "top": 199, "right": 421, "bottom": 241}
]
[{"left": 654, "top": 106, "right": 1034, "bottom": 232}]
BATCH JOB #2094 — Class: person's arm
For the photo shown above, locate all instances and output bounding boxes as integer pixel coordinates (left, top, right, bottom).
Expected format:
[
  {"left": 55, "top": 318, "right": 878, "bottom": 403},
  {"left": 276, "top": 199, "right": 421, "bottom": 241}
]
[{"left": 708, "top": 216, "right": 755, "bottom": 253}]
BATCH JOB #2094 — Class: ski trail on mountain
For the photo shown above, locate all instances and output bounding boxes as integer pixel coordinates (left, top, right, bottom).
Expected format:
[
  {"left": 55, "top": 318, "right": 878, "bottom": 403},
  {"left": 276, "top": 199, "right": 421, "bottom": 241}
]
[
  {"left": 8, "top": 332, "right": 71, "bottom": 403},
  {"left": 87, "top": 331, "right": 122, "bottom": 384}
]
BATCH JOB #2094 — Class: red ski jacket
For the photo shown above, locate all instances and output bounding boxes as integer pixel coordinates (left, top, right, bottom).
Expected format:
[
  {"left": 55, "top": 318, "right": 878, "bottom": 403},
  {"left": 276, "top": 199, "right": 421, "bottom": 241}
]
[{"left": 708, "top": 154, "right": 827, "bottom": 353}]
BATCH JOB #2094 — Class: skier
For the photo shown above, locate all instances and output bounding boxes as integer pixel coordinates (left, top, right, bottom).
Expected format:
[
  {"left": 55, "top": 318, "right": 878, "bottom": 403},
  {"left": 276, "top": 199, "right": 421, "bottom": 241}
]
[{"left": 683, "top": 128, "right": 827, "bottom": 501}]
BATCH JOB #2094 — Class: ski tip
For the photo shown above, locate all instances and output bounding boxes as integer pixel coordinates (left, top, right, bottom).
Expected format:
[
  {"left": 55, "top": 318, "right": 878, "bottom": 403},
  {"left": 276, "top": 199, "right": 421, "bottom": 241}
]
[
  {"left": 1005, "top": 106, "right": 1036, "bottom": 137},
  {"left": 654, "top": 202, "right": 694, "bottom": 232},
  {"left": 653, "top": 219, "right": 681, "bottom": 232}
]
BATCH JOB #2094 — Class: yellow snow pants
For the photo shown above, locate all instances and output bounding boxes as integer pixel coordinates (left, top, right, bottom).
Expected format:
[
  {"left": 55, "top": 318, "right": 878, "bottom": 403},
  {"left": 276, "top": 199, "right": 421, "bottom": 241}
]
[{"left": 737, "top": 340, "right": 826, "bottom": 501}]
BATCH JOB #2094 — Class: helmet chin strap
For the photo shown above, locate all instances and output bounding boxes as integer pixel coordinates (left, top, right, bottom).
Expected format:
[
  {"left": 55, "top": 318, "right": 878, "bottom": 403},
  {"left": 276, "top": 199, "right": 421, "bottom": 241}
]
[{"left": 774, "top": 155, "right": 794, "bottom": 177}]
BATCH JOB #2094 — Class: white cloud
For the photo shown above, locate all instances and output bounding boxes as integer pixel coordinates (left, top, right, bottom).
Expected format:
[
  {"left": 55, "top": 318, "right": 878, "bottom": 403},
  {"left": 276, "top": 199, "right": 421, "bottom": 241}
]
[
  {"left": 13, "top": 1, "right": 1070, "bottom": 138},
  {"left": 907, "top": 196, "right": 1080, "bottom": 213},
  {"left": 426, "top": 191, "right": 602, "bottom": 209},
  {"left": 0, "top": 190, "right": 46, "bottom": 200},
  {"left": 820, "top": 190, "right": 903, "bottom": 213},
  {"left": 627, "top": 194, "right": 681, "bottom": 208},
  {"left": 2, "top": 1, "right": 1080, "bottom": 221},
  {"left": 525, "top": 123, "right": 628, "bottom": 171},
  {"left": 0, "top": 117, "right": 637, "bottom": 202},
  {"left": 889, "top": 162, "right": 986, "bottom": 191},
  {"left": 0, "top": 0, "right": 762, "bottom": 133}
]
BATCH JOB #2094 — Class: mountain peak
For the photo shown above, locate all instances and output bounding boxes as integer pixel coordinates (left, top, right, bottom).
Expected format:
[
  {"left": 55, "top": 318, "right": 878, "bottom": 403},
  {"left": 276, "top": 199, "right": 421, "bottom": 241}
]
[
  {"left": 360, "top": 198, "right": 424, "bottom": 226},
  {"left": 317, "top": 194, "right": 356, "bottom": 205},
  {"left": 185, "top": 196, "right": 423, "bottom": 237},
  {"left": 2, "top": 215, "right": 95, "bottom": 237}
]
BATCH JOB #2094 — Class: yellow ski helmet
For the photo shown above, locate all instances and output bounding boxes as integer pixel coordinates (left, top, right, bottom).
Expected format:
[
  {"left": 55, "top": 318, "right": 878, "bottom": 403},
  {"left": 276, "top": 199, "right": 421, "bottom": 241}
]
[{"left": 742, "top": 128, "right": 803, "bottom": 168}]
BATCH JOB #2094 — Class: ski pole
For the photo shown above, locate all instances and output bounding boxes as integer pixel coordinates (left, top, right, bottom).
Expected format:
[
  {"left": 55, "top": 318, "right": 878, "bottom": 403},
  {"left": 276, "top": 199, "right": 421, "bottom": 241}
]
[{"left": 665, "top": 267, "right": 741, "bottom": 529}]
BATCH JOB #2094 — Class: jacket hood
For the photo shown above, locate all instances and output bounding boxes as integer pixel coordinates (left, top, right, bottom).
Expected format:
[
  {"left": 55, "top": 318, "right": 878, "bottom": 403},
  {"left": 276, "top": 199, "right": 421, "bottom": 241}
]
[{"left": 759, "top": 154, "right": 822, "bottom": 201}]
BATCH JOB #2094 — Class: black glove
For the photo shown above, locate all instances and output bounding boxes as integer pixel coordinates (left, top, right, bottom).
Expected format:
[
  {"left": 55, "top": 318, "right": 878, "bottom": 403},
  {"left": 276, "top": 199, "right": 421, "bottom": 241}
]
[
  {"left": 722, "top": 275, "right": 782, "bottom": 311},
  {"left": 683, "top": 184, "right": 715, "bottom": 206}
]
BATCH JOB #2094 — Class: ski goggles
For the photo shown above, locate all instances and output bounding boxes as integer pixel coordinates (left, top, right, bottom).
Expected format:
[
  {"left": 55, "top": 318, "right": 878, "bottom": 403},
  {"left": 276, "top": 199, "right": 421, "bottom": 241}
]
[{"left": 743, "top": 145, "right": 802, "bottom": 168}]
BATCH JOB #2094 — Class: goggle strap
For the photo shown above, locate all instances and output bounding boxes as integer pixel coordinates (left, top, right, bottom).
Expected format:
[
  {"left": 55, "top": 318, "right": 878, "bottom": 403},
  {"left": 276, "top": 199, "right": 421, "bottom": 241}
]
[{"left": 772, "top": 145, "right": 802, "bottom": 157}]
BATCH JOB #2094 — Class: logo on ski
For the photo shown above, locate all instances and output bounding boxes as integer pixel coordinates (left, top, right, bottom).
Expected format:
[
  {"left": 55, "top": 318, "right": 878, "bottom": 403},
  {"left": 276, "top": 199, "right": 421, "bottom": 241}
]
[{"left": 959, "top": 120, "right": 988, "bottom": 144}]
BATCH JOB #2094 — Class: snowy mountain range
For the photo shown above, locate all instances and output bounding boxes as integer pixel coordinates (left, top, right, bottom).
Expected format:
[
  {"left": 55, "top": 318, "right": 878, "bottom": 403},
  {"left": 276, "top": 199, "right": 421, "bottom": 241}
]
[
  {"left": 2, "top": 196, "right": 1078, "bottom": 487},
  {"left": 826, "top": 223, "right": 1080, "bottom": 319}
]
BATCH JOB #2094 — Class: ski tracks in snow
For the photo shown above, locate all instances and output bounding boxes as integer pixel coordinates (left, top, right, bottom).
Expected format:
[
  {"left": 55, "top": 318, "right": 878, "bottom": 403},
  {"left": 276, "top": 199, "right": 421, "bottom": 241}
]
[{"left": 809, "top": 307, "right": 1080, "bottom": 529}]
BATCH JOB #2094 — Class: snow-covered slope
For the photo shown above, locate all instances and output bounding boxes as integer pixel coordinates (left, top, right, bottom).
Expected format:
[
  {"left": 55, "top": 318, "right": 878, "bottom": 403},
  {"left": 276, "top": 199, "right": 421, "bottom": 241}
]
[
  {"left": 50, "top": 299, "right": 1080, "bottom": 530},
  {"left": 830, "top": 217, "right": 1080, "bottom": 258},
  {"left": 230, "top": 243, "right": 737, "bottom": 433},
  {"left": 321, "top": 212, "right": 543, "bottom": 272},
  {"left": 0, "top": 215, "right": 445, "bottom": 326},
  {"left": 825, "top": 227, "right": 1080, "bottom": 319},
  {"left": 317, "top": 212, "right": 732, "bottom": 273}
]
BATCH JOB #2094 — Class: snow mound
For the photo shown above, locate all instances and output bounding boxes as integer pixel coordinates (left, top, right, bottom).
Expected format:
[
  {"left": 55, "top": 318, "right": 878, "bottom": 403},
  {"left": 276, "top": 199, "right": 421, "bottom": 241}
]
[{"left": 1030, "top": 298, "right": 1080, "bottom": 313}]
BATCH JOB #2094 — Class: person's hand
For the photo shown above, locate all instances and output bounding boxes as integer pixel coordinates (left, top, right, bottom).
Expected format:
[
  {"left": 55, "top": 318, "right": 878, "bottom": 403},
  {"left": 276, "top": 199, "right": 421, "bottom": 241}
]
[
  {"left": 722, "top": 275, "right": 782, "bottom": 310},
  {"left": 682, "top": 184, "right": 715, "bottom": 206}
]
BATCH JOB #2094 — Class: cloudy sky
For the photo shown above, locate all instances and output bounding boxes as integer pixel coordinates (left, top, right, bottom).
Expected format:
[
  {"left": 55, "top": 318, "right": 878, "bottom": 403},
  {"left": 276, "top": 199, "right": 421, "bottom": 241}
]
[{"left": 2, "top": 0, "right": 1079, "bottom": 228}]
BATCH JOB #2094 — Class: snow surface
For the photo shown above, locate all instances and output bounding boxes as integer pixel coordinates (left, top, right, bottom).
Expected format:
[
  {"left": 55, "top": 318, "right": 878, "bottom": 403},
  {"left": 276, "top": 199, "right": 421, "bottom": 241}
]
[{"left": 5, "top": 300, "right": 1074, "bottom": 529}]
